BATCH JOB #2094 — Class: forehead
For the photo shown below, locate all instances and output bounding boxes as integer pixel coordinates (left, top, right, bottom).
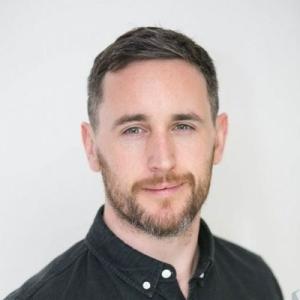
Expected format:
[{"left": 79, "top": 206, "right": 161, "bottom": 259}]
[{"left": 99, "top": 59, "right": 211, "bottom": 123}]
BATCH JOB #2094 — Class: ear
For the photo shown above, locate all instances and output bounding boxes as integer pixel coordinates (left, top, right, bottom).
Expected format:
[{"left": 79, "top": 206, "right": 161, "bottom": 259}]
[
  {"left": 213, "top": 113, "right": 228, "bottom": 165},
  {"left": 81, "top": 122, "right": 101, "bottom": 172}
]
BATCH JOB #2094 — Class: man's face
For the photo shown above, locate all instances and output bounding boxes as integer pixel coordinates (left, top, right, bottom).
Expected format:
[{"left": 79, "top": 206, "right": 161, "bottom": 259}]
[{"left": 82, "top": 59, "right": 227, "bottom": 237}]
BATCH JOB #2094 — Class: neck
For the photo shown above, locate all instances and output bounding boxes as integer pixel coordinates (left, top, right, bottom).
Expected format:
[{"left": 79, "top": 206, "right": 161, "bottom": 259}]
[{"left": 103, "top": 203, "right": 201, "bottom": 285}]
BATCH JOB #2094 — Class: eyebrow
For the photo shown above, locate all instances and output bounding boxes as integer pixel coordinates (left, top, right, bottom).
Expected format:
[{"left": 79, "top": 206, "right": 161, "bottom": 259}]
[
  {"left": 171, "top": 113, "right": 204, "bottom": 123},
  {"left": 112, "top": 112, "right": 204, "bottom": 129},
  {"left": 112, "top": 114, "right": 148, "bottom": 129}
]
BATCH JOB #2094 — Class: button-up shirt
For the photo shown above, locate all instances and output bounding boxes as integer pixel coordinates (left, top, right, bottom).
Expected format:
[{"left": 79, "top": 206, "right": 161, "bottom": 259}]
[{"left": 5, "top": 206, "right": 283, "bottom": 299}]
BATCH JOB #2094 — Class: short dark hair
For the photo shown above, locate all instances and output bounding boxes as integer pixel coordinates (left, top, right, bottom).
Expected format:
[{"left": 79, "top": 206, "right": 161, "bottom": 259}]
[{"left": 87, "top": 27, "right": 219, "bottom": 130}]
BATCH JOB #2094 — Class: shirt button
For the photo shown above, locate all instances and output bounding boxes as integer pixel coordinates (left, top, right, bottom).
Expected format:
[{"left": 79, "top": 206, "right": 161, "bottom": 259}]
[
  {"left": 199, "top": 272, "right": 205, "bottom": 279},
  {"left": 161, "top": 269, "right": 172, "bottom": 279},
  {"left": 142, "top": 281, "right": 151, "bottom": 290}
]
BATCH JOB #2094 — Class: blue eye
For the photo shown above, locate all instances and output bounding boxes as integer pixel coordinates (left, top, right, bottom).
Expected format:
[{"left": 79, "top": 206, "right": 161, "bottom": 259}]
[
  {"left": 174, "top": 124, "right": 194, "bottom": 131},
  {"left": 122, "top": 127, "right": 144, "bottom": 135}
]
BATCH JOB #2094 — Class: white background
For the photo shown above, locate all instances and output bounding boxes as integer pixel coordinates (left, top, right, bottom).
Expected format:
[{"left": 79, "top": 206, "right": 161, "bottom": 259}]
[{"left": 1, "top": 1, "right": 299, "bottom": 298}]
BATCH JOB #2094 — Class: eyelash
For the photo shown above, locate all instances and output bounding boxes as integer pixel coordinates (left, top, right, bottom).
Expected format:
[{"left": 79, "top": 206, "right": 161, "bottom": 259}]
[
  {"left": 174, "top": 124, "right": 195, "bottom": 131},
  {"left": 122, "top": 127, "right": 145, "bottom": 135},
  {"left": 122, "top": 124, "right": 195, "bottom": 135}
]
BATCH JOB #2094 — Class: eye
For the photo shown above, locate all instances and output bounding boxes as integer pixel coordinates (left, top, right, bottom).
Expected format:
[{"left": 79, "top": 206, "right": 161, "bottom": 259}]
[
  {"left": 122, "top": 127, "right": 145, "bottom": 135},
  {"left": 174, "top": 123, "right": 195, "bottom": 131}
]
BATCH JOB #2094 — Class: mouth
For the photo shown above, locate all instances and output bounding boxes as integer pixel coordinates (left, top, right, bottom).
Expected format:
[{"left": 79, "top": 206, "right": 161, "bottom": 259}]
[{"left": 142, "top": 182, "right": 185, "bottom": 197}]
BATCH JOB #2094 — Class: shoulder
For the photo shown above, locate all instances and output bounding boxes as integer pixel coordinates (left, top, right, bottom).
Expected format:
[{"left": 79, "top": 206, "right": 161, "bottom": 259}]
[
  {"left": 213, "top": 236, "right": 283, "bottom": 299},
  {"left": 4, "top": 240, "right": 89, "bottom": 300},
  {"left": 214, "top": 235, "right": 265, "bottom": 267}
]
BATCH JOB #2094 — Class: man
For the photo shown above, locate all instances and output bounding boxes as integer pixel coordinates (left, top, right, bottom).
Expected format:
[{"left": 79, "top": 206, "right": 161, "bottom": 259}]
[{"left": 6, "top": 27, "right": 283, "bottom": 299}]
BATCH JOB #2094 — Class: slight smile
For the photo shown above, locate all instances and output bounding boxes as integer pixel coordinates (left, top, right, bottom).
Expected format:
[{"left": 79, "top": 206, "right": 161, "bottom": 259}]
[{"left": 142, "top": 183, "right": 185, "bottom": 197}]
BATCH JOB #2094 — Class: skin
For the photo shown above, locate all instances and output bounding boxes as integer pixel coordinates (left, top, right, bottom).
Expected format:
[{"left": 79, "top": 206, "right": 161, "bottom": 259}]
[{"left": 81, "top": 59, "right": 228, "bottom": 298}]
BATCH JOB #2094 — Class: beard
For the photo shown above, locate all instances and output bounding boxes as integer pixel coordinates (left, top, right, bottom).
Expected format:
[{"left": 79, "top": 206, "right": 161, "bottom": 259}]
[{"left": 97, "top": 150, "right": 213, "bottom": 238}]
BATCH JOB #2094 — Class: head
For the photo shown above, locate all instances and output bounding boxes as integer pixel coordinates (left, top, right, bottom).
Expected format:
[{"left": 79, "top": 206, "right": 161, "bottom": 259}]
[
  {"left": 87, "top": 27, "right": 219, "bottom": 131},
  {"left": 82, "top": 27, "right": 228, "bottom": 238}
]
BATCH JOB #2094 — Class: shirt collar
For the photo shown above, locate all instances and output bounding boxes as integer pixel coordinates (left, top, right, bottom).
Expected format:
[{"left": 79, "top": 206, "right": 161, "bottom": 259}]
[{"left": 85, "top": 205, "right": 215, "bottom": 297}]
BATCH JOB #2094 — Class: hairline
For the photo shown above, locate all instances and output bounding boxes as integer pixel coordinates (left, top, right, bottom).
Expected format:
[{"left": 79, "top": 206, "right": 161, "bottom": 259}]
[{"left": 90, "top": 57, "right": 218, "bottom": 132}]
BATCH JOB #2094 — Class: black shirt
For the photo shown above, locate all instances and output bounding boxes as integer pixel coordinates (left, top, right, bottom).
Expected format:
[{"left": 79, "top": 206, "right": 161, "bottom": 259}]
[{"left": 5, "top": 206, "right": 283, "bottom": 299}]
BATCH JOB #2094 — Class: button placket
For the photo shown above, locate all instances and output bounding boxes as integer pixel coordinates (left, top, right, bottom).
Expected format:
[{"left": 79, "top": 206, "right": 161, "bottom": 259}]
[
  {"left": 142, "top": 281, "right": 151, "bottom": 290},
  {"left": 161, "top": 269, "right": 172, "bottom": 279}
]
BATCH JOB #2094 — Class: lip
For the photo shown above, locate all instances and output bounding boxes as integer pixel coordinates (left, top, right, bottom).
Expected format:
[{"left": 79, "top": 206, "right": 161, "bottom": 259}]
[{"left": 142, "top": 182, "right": 185, "bottom": 197}]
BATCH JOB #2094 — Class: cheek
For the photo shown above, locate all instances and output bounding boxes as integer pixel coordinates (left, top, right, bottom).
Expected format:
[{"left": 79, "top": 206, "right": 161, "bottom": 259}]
[
  {"left": 174, "top": 139, "right": 215, "bottom": 176},
  {"left": 175, "top": 137, "right": 213, "bottom": 161},
  {"left": 105, "top": 144, "right": 146, "bottom": 182}
]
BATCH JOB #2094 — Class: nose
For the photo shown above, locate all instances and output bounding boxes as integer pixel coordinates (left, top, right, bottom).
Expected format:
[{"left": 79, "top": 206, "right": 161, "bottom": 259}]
[{"left": 146, "top": 131, "right": 176, "bottom": 174}]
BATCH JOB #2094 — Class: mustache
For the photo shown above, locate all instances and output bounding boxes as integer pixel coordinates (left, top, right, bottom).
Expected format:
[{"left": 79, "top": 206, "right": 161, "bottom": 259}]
[{"left": 132, "top": 172, "right": 195, "bottom": 194}]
